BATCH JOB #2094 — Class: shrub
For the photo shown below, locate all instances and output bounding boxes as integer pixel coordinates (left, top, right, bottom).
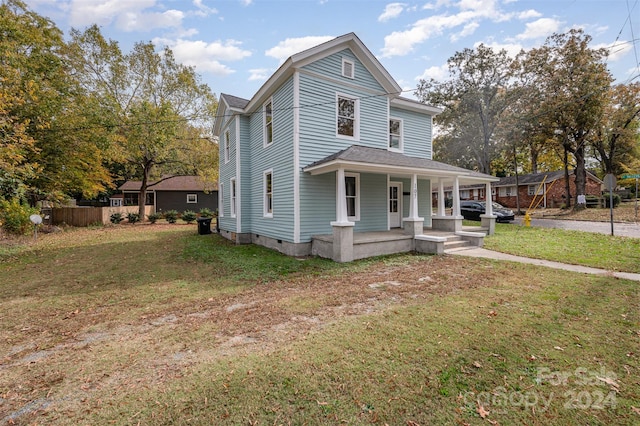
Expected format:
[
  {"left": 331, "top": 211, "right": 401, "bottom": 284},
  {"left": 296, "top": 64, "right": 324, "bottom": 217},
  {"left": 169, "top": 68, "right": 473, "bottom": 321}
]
[
  {"left": 181, "top": 210, "right": 197, "bottom": 223},
  {"left": 147, "top": 212, "right": 162, "bottom": 223},
  {"left": 110, "top": 212, "right": 124, "bottom": 224},
  {"left": 603, "top": 193, "right": 621, "bottom": 208},
  {"left": 0, "top": 198, "right": 39, "bottom": 235},
  {"left": 127, "top": 212, "right": 140, "bottom": 224},
  {"left": 199, "top": 207, "right": 213, "bottom": 218},
  {"left": 163, "top": 210, "right": 178, "bottom": 224}
]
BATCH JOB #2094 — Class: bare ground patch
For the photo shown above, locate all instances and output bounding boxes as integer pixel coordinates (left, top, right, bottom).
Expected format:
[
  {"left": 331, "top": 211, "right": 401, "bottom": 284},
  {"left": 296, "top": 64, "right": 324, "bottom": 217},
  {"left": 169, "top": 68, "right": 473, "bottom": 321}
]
[{"left": 0, "top": 253, "right": 508, "bottom": 424}]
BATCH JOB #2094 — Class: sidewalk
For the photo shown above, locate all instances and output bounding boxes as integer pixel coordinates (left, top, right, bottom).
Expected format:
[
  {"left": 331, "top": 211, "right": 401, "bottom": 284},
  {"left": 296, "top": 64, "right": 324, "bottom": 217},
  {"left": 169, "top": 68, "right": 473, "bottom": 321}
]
[{"left": 446, "top": 247, "right": 640, "bottom": 282}]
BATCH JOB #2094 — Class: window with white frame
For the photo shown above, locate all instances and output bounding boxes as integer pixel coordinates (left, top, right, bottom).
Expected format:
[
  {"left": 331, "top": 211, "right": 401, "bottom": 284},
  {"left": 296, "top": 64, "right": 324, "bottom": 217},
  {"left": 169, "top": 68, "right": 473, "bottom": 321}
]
[
  {"left": 342, "top": 58, "right": 354, "bottom": 78},
  {"left": 264, "top": 100, "right": 273, "bottom": 146},
  {"left": 528, "top": 184, "right": 543, "bottom": 196},
  {"left": 263, "top": 170, "right": 273, "bottom": 217},
  {"left": 224, "top": 130, "right": 230, "bottom": 163},
  {"left": 187, "top": 193, "right": 197, "bottom": 204},
  {"left": 389, "top": 118, "right": 402, "bottom": 150},
  {"left": 218, "top": 183, "right": 224, "bottom": 217},
  {"left": 460, "top": 189, "right": 470, "bottom": 199},
  {"left": 230, "top": 178, "right": 236, "bottom": 217},
  {"left": 336, "top": 94, "right": 359, "bottom": 139},
  {"left": 499, "top": 186, "right": 515, "bottom": 197},
  {"left": 344, "top": 173, "right": 360, "bottom": 221}
]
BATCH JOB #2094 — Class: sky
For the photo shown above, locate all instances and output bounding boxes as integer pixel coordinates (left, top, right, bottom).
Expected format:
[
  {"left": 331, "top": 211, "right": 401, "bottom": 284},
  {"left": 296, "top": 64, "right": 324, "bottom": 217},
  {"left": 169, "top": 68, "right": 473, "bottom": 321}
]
[{"left": 23, "top": 0, "right": 640, "bottom": 101}]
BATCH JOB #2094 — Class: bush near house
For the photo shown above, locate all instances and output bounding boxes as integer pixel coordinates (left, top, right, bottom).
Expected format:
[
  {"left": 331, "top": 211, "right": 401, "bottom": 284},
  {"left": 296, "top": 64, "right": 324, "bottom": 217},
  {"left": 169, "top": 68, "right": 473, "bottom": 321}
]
[
  {"left": 147, "top": 212, "right": 162, "bottom": 223},
  {"left": 126, "top": 212, "right": 140, "bottom": 224},
  {"left": 163, "top": 210, "right": 178, "bottom": 224},
  {"left": 181, "top": 210, "right": 197, "bottom": 224},
  {"left": 109, "top": 212, "right": 124, "bottom": 224},
  {"left": 198, "top": 208, "right": 214, "bottom": 218},
  {"left": 0, "top": 198, "right": 39, "bottom": 235}
]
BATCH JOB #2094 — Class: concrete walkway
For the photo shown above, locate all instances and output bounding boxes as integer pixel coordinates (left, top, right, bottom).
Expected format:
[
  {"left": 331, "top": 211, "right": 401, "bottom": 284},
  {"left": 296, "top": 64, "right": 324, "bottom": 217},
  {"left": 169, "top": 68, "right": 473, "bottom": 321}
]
[{"left": 446, "top": 246, "right": 640, "bottom": 282}]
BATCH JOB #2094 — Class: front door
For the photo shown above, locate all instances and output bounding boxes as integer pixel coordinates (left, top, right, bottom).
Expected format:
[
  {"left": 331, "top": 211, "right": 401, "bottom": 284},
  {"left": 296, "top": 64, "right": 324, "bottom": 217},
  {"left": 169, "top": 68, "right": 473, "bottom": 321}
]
[{"left": 389, "top": 183, "right": 401, "bottom": 228}]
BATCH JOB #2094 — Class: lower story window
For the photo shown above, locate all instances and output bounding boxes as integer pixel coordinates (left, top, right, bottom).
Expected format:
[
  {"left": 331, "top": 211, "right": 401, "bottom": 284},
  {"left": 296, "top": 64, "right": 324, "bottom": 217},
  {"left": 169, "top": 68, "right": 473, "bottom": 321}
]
[
  {"left": 187, "top": 193, "right": 197, "bottom": 203},
  {"left": 230, "top": 178, "right": 237, "bottom": 217},
  {"left": 345, "top": 173, "right": 360, "bottom": 220},
  {"left": 264, "top": 170, "right": 273, "bottom": 217}
]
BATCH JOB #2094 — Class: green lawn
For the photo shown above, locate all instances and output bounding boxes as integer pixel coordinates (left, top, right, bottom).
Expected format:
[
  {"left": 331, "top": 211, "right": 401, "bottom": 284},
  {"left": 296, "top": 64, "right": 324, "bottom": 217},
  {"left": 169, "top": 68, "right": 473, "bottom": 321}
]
[{"left": 1, "top": 224, "right": 638, "bottom": 425}]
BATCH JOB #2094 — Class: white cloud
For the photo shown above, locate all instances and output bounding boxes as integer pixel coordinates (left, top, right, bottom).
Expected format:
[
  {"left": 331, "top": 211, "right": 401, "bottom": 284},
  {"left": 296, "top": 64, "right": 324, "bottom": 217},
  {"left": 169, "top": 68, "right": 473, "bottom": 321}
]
[
  {"left": 516, "top": 18, "right": 562, "bottom": 40},
  {"left": 594, "top": 40, "right": 633, "bottom": 62},
  {"left": 116, "top": 9, "right": 184, "bottom": 32},
  {"left": 517, "top": 9, "right": 542, "bottom": 20},
  {"left": 450, "top": 21, "right": 479, "bottom": 42},
  {"left": 378, "top": 3, "right": 406, "bottom": 22},
  {"left": 248, "top": 68, "right": 271, "bottom": 81},
  {"left": 192, "top": 0, "right": 217, "bottom": 17},
  {"left": 478, "top": 41, "right": 524, "bottom": 58},
  {"left": 417, "top": 64, "right": 449, "bottom": 81},
  {"left": 67, "top": 0, "right": 156, "bottom": 27},
  {"left": 154, "top": 38, "right": 252, "bottom": 75},
  {"left": 265, "top": 36, "right": 335, "bottom": 62},
  {"left": 381, "top": 0, "right": 511, "bottom": 57}
]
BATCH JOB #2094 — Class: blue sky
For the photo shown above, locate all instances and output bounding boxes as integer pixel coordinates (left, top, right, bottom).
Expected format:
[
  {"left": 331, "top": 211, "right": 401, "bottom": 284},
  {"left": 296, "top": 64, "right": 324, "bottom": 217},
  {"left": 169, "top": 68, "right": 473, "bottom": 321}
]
[{"left": 24, "top": 0, "right": 640, "bottom": 101}]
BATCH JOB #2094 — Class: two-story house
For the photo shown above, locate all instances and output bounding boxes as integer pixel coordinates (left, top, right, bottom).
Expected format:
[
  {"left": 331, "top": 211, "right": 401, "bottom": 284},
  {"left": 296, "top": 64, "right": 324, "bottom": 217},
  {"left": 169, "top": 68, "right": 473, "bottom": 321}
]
[{"left": 213, "top": 33, "right": 498, "bottom": 262}]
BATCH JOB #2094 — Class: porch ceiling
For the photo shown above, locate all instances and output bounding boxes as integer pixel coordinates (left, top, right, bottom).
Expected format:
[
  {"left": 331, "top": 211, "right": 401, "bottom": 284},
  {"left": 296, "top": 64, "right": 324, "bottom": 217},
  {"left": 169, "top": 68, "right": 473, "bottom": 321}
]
[{"left": 303, "top": 145, "right": 498, "bottom": 184}]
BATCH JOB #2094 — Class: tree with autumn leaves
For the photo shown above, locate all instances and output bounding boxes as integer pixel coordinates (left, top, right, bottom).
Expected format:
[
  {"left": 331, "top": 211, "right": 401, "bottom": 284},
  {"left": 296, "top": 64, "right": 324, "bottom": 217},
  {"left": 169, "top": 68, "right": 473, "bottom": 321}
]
[
  {"left": 417, "top": 29, "right": 640, "bottom": 208},
  {"left": 0, "top": 0, "right": 218, "bottom": 223}
]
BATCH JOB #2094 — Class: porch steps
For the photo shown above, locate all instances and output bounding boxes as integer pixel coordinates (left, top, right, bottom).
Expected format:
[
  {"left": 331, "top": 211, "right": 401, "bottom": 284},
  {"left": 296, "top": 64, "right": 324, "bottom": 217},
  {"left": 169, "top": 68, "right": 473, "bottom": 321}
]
[{"left": 443, "top": 235, "right": 473, "bottom": 252}]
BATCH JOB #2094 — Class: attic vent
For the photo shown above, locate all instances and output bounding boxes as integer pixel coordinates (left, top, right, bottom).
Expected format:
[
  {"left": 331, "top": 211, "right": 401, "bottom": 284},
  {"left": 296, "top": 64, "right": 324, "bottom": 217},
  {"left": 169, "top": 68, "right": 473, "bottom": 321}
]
[{"left": 342, "top": 59, "right": 354, "bottom": 79}]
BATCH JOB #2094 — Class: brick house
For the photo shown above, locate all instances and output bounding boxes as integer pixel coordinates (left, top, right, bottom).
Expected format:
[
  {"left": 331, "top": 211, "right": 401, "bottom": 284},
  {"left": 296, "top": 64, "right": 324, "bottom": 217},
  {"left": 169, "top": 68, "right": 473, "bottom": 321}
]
[{"left": 493, "top": 170, "right": 603, "bottom": 209}]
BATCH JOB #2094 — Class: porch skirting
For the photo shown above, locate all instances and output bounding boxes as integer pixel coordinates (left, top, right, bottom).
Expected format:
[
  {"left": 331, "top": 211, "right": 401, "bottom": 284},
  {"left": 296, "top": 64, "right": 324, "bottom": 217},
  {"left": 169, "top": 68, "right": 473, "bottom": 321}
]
[{"left": 313, "top": 231, "right": 414, "bottom": 261}]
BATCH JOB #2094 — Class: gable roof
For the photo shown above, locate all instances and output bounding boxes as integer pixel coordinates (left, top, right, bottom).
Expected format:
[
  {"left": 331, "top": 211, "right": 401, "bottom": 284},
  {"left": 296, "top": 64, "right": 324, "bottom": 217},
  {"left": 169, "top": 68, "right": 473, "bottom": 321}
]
[
  {"left": 119, "top": 176, "right": 217, "bottom": 192},
  {"left": 214, "top": 32, "right": 442, "bottom": 135},
  {"left": 494, "top": 170, "right": 603, "bottom": 187},
  {"left": 304, "top": 145, "right": 497, "bottom": 184}
]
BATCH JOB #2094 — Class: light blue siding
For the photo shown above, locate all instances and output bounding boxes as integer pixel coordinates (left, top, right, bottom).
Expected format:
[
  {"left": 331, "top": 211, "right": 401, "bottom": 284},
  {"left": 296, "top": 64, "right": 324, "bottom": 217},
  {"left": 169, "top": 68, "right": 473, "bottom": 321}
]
[
  {"left": 390, "top": 107, "right": 432, "bottom": 159},
  {"left": 245, "top": 77, "right": 296, "bottom": 242},
  {"left": 218, "top": 115, "right": 237, "bottom": 232}
]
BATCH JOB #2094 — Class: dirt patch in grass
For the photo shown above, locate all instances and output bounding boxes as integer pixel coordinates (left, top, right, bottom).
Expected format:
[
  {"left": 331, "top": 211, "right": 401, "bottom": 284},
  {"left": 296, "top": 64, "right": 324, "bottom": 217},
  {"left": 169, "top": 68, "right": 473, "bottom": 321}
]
[{"left": 0, "top": 225, "right": 508, "bottom": 424}]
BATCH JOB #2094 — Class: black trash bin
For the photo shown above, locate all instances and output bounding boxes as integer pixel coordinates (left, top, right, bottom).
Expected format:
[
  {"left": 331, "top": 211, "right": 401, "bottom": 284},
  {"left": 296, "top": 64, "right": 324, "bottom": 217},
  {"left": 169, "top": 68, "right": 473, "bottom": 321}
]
[{"left": 197, "top": 217, "right": 212, "bottom": 235}]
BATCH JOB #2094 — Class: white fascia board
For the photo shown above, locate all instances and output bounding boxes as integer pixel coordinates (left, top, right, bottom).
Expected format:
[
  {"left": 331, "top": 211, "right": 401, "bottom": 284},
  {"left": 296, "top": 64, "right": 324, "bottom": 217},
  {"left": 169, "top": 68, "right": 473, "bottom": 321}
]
[
  {"left": 303, "top": 159, "right": 493, "bottom": 181},
  {"left": 391, "top": 97, "right": 443, "bottom": 115}
]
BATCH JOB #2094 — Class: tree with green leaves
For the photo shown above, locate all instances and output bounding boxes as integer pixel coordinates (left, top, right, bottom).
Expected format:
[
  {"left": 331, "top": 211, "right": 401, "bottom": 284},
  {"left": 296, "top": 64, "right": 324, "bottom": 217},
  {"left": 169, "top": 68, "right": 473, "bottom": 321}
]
[
  {"left": 67, "top": 25, "right": 218, "bottom": 219},
  {"left": 520, "top": 29, "right": 611, "bottom": 207},
  {"left": 416, "top": 44, "right": 518, "bottom": 174},
  {"left": 1, "top": 0, "right": 112, "bottom": 203}
]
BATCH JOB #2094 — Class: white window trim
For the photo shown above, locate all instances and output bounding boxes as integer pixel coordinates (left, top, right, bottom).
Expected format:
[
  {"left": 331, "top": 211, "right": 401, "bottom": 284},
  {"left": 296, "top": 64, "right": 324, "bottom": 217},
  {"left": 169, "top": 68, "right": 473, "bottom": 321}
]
[
  {"left": 343, "top": 172, "right": 360, "bottom": 221},
  {"left": 528, "top": 184, "right": 543, "bottom": 196},
  {"left": 342, "top": 58, "right": 354, "bottom": 79},
  {"left": 263, "top": 98, "right": 273, "bottom": 148},
  {"left": 186, "top": 193, "right": 197, "bottom": 204},
  {"left": 263, "top": 169, "right": 273, "bottom": 218},
  {"left": 335, "top": 93, "right": 360, "bottom": 140},
  {"left": 388, "top": 117, "right": 403, "bottom": 152},
  {"left": 224, "top": 130, "right": 230, "bottom": 164},
  {"left": 230, "top": 177, "right": 237, "bottom": 218},
  {"left": 218, "top": 183, "right": 224, "bottom": 217}
]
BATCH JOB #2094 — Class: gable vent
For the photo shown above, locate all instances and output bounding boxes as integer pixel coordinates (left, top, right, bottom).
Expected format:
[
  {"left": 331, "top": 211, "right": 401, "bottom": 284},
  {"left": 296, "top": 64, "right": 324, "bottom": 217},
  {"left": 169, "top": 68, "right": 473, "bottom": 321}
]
[{"left": 342, "top": 59, "right": 354, "bottom": 79}]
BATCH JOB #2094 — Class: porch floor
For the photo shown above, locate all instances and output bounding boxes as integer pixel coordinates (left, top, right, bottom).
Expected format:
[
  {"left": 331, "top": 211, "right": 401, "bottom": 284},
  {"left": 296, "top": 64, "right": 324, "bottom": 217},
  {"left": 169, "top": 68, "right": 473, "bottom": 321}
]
[{"left": 312, "top": 225, "right": 488, "bottom": 244}]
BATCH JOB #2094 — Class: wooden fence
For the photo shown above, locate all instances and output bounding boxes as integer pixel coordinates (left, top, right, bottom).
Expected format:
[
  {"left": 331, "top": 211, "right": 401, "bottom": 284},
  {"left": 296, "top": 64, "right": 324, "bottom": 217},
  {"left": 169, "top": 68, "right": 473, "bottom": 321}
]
[{"left": 51, "top": 206, "right": 154, "bottom": 227}]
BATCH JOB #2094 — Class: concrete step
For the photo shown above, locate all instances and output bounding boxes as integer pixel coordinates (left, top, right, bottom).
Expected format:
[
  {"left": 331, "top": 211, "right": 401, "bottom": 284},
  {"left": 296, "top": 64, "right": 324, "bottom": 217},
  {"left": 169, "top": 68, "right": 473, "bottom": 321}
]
[{"left": 444, "top": 239, "right": 471, "bottom": 250}]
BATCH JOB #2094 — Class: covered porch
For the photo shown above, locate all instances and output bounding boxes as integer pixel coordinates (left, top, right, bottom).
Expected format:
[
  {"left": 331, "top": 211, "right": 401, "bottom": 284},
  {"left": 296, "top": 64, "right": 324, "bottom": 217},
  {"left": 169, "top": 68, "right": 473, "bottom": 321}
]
[{"left": 303, "top": 146, "right": 499, "bottom": 262}]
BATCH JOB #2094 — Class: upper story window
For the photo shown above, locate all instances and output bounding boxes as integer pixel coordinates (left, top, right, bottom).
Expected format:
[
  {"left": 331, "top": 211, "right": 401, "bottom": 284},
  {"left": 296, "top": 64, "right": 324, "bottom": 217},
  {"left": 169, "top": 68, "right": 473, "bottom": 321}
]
[
  {"left": 342, "top": 58, "right": 354, "bottom": 79},
  {"left": 264, "top": 100, "right": 273, "bottom": 147},
  {"left": 336, "top": 94, "right": 359, "bottom": 139},
  {"left": 389, "top": 118, "right": 402, "bottom": 151},
  {"left": 224, "top": 130, "right": 230, "bottom": 163},
  {"left": 264, "top": 170, "right": 273, "bottom": 218}
]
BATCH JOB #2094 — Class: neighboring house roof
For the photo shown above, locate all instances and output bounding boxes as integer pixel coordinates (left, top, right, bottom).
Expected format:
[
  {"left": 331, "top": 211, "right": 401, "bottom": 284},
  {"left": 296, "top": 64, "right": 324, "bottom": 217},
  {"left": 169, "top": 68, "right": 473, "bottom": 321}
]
[
  {"left": 118, "top": 176, "right": 217, "bottom": 192},
  {"left": 494, "top": 170, "right": 603, "bottom": 187},
  {"left": 213, "top": 32, "right": 442, "bottom": 135},
  {"left": 304, "top": 145, "right": 498, "bottom": 184}
]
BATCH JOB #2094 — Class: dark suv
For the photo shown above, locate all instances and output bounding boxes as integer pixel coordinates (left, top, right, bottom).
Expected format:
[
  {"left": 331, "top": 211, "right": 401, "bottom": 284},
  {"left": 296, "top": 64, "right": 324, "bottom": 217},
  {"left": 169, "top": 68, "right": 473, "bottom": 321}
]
[{"left": 460, "top": 201, "right": 514, "bottom": 222}]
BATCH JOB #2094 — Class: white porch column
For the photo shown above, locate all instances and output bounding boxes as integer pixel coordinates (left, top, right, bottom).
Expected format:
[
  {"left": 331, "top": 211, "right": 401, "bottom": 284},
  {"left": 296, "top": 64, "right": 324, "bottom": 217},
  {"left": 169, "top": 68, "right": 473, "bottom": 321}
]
[
  {"left": 481, "top": 181, "right": 496, "bottom": 235},
  {"left": 403, "top": 173, "right": 424, "bottom": 236},
  {"left": 332, "top": 168, "right": 352, "bottom": 225},
  {"left": 437, "top": 179, "right": 446, "bottom": 216},
  {"left": 331, "top": 167, "right": 354, "bottom": 262},
  {"left": 452, "top": 177, "right": 462, "bottom": 217},
  {"left": 485, "top": 182, "right": 493, "bottom": 216}
]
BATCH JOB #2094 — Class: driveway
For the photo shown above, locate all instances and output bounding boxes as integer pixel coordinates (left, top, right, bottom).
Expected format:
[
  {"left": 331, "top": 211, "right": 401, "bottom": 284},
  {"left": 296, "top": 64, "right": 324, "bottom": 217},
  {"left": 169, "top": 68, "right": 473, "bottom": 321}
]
[{"left": 512, "top": 217, "right": 640, "bottom": 238}]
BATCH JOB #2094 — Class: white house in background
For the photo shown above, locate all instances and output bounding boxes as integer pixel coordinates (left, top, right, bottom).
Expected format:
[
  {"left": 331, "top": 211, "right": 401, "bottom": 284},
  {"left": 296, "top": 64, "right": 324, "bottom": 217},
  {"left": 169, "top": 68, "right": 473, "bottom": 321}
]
[{"left": 213, "top": 33, "right": 498, "bottom": 262}]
